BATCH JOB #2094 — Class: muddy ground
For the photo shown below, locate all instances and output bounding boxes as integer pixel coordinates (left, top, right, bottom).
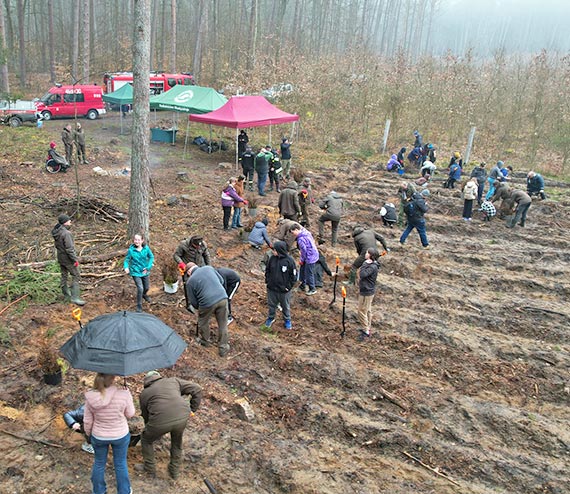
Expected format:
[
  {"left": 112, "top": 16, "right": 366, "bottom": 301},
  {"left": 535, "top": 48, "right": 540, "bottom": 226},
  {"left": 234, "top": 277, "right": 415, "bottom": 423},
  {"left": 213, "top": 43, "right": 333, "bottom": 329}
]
[{"left": 0, "top": 115, "right": 569, "bottom": 494}]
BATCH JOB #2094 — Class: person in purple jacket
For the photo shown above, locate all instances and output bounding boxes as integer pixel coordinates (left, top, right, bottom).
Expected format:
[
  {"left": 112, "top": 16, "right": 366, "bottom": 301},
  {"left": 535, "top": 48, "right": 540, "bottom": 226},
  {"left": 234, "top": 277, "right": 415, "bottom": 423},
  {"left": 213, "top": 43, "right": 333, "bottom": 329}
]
[
  {"left": 289, "top": 223, "right": 319, "bottom": 295},
  {"left": 221, "top": 177, "right": 247, "bottom": 231}
]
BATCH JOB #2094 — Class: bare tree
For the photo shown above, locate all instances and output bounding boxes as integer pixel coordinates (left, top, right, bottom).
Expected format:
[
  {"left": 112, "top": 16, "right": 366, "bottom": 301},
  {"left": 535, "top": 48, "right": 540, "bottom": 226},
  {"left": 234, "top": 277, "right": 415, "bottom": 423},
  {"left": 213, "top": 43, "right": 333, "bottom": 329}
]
[
  {"left": 71, "top": 0, "right": 80, "bottom": 81},
  {"left": 82, "top": 0, "right": 91, "bottom": 82},
  {"left": 47, "top": 0, "right": 56, "bottom": 84},
  {"left": 0, "top": 0, "right": 9, "bottom": 93},
  {"left": 16, "top": 0, "right": 25, "bottom": 87},
  {"left": 129, "top": 0, "right": 152, "bottom": 241},
  {"left": 193, "top": 0, "right": 207, "bottom": 81},
  {"left": 170, "top": 0, "right": 176, "bottom": 72}
]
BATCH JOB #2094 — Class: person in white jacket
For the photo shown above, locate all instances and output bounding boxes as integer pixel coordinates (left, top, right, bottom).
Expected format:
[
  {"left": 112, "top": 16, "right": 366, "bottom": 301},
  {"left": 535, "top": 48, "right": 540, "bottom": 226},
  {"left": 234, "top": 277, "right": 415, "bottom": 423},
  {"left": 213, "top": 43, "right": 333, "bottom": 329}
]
[{"left": 462, "top": 177, "right": 479, "bottom": 221}]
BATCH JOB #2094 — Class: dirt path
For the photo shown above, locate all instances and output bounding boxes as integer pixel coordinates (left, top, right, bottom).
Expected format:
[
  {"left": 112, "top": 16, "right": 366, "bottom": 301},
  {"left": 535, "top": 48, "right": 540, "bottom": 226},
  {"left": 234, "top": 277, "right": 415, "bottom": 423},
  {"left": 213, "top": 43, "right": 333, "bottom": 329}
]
[{"left": 1, "top": 115, "right": 569, "bottom": 494}]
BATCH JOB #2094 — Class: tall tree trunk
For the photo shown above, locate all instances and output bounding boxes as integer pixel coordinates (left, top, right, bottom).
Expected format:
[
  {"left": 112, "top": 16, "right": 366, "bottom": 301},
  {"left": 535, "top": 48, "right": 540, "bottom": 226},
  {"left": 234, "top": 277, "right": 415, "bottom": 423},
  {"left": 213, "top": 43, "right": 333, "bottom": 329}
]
[
  {"left": 150, "top": 0, "right": 159, "bottom": 70},
  {"left": 193, "top": 0, "right": 207, "bottom": 81},
  {"left": 0, "top": 0, "right": 9, "bottom": 93},
  {"left": 82, "top": 0, "right": 91, "bottom": 82},
  {"left": 16, "top": 0, "right": 25, "bottom": 87},
  {"left": 160, "top": 0, "right": 167, "bottom": 70},
  {"left": 247, "top": 0, "right": 257, "bottom": 71},
  {"left": 170, "top": 0, "right": 176, "bottom": 72},
  {"left": 130, "top": 0, "right": 151, "bottom": 241},
  {"left": 71, "top": 0, "right": 80, "bottom": 81}
]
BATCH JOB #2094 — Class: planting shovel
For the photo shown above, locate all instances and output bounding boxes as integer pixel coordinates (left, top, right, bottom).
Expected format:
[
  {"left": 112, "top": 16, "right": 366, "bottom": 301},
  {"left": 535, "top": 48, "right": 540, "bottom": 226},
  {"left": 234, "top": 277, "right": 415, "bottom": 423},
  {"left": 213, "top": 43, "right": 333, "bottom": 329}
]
[
  {"left": 72, "top": 308, "right": 83, "bottom": 329},
  {"left": 328, "top": 256, "right": 340, "bottom": 308},
  {"left": 340, "top": 286, "right": 347, "bottom": 338}
]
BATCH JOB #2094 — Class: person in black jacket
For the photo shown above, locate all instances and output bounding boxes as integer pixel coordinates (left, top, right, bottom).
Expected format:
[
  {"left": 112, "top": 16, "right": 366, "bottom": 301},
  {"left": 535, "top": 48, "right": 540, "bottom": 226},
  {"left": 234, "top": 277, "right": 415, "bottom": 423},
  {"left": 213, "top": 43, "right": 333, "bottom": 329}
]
[
  {"left": 216, "top": 267, "right": 241, "bottom": 325},
  {"left": 63, "top": 405, "right": 94, "bottom": 454},
  {"left": 314, "top": 246, "right": 334, "bottom": 288},
  {"left": 238, "top": 130, "right": 249, "bottom": 156},
  {"left": 239, "top": 146, "right": 255, "bottom": 191},
  {"left": 357, "top": 248, "right": 380, "bottom": 341},
  {"left": 470, "top": 162, "right": 487, "bottom": 205},
  {"left": 264, "top": 241, "right": 297, "bottom": 330},
  {"left": 399, "top": 192, "right": 429, "bottom": 248},
  {"left": 345, "top": 226, "right": 388, "bottom": 285}
]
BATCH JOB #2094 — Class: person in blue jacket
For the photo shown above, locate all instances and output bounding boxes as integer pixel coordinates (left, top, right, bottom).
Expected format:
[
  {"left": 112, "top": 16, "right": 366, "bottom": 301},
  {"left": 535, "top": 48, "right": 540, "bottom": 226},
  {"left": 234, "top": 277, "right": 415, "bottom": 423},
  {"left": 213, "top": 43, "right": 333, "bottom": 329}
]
[
  {"left": 444, "top": 160, "right": 462, "bottom": 189},
  {"left": 526, "top": 171, "right": 546, "bottom": 199},
  {"left": 123, "top": 233, "right": 154, "bottom": 312},
  {"left": 248, "top": 217, "right": 273, "bottom": 249},
  {"left": 63, "top": 405, "right": 94, "bottom": 454}
]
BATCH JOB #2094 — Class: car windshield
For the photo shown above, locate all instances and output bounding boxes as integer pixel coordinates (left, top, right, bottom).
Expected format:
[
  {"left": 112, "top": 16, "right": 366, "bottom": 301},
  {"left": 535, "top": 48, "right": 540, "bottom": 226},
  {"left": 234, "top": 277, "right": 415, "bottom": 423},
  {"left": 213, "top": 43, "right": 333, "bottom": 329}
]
[{"left": 40, "top": 92, "right": 60, "bottom": 105}]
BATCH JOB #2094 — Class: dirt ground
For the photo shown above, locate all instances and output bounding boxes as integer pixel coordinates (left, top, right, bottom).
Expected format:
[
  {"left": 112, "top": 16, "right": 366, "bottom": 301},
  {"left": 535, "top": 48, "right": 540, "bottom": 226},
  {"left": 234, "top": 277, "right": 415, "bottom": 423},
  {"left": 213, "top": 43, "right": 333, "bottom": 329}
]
[{"left": 1, "top": 114, "right": 569, "bottom": 494}]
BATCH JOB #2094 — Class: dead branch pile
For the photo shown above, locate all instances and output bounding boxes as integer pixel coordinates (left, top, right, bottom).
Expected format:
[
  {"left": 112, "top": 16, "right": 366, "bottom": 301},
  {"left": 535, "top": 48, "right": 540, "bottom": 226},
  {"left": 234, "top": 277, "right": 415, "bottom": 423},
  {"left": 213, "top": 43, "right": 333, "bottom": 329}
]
[{"left": 52, "top": 197, "right": 126, "bottom": 223}]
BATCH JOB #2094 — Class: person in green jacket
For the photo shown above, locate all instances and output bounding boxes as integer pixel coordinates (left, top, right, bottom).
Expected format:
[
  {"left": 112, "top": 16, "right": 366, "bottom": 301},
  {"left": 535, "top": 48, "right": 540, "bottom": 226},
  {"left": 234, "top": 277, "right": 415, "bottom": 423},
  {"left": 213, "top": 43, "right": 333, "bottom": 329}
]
[{"left": 123, "top": 233, "right": 154, "bottom": 312}]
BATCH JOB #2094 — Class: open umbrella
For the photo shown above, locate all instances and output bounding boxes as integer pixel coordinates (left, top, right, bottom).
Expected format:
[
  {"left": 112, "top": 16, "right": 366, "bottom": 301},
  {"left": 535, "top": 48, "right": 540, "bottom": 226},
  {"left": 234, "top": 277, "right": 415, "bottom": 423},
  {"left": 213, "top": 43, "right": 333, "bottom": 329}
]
[{"left": 60, "top": 311, "right": 187, "bottom": 376}]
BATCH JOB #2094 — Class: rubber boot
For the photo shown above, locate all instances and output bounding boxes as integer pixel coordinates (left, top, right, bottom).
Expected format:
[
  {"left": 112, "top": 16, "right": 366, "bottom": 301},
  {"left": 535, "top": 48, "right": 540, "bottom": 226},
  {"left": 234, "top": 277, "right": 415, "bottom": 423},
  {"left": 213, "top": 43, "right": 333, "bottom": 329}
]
[
  {"left": 70, "top": 282, "right": 86, "bottom": 306},
  {"left": 343, "top": 269, "right": 356, "bottom": 286},
  {"left": 62, "top": 285, "right": 71, "bottom": 301}
]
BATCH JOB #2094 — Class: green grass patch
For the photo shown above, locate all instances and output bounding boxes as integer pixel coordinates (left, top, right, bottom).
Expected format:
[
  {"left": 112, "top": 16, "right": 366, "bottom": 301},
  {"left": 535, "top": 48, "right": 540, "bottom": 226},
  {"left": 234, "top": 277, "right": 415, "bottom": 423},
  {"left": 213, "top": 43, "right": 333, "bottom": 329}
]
[{"left": 0, "top": 325, "right": 11, "bottom": 347}]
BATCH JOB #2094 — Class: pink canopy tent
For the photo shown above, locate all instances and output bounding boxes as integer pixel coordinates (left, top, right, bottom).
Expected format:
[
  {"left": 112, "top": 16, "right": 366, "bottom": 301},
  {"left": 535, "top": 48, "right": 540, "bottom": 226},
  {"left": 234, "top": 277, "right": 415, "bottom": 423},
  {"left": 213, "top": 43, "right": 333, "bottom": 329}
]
[{"left": 188, "top": 95, "right": 299, "bottom": 167}]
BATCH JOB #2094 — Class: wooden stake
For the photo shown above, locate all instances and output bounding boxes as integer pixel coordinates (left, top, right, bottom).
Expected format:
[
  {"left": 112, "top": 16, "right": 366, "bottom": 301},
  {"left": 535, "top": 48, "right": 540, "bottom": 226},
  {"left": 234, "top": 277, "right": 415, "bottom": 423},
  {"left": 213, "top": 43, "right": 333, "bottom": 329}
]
[
  {"left": 403, "top": 451, "right": 460, "bottom": 487},
  {"left": 0, "top": 428, "right": 64, "bottom": 448}
]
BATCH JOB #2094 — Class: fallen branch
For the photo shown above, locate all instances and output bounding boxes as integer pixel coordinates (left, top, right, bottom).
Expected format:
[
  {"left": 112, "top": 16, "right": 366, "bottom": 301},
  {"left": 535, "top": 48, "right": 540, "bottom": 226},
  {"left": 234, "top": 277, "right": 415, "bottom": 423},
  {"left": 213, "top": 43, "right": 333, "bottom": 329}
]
[
  {"left": 403, "top": 451, "right": 460, "bottom": 487},
  {"left": 0, "top": 427, "right": 64, "bottom": 448},
  {"left": 377, "top": 386, "right": 409, "bottom": 411},
  {"left": 0, "top": 294, "right": 28, "bottom": 316},
  {"left": 520, "top": 306, "right": 568, "bottom": 319}
]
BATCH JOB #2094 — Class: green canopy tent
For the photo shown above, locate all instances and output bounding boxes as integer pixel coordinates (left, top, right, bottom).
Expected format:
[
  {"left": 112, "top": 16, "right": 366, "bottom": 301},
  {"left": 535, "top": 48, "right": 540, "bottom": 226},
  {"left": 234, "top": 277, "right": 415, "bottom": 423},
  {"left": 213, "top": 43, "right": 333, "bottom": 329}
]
[
  {"left": 149, "top": 85, "right": 227, "bottom": 149},
  {"left": 102, "top": 84, "right": 133, "bottom": 134}
]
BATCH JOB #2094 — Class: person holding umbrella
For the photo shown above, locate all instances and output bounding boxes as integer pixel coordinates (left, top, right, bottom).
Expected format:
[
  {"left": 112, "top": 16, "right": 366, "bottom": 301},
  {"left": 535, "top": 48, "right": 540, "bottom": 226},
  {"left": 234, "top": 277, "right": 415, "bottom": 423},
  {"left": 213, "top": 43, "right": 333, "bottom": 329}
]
[
  {"left": 84, "top": 373, "right": 135, "bottom": 494},
  {"left": 139, "top": 371, "right": 202, "bottom": 480},
  {"left": 124, "top": 233, "right": 154, "bottom": 312}
]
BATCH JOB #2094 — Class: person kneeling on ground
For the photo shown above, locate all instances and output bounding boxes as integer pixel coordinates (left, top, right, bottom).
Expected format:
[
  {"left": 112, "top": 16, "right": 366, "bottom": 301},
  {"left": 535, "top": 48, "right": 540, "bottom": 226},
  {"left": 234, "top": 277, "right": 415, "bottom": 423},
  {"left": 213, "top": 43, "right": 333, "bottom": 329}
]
[{"left": 248, "top": 217, "right": 272, "bottom": 249}]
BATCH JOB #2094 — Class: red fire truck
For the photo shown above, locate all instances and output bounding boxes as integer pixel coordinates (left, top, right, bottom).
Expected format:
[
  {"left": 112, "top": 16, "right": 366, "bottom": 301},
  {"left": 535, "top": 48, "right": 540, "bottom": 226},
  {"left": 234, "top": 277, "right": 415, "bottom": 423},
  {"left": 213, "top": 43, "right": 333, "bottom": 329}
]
[{"left": 103, "top": 72, "right": 195, "bottom": 94}]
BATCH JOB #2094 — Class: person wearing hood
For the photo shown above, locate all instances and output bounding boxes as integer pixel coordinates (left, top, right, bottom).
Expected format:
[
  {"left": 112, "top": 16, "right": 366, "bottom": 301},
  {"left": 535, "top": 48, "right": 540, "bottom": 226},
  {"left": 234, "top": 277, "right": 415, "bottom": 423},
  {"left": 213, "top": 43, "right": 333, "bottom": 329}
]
[
  {"left": 248, "top": 217, "right": 272, "bottom": 249},
  {"left": 74, "top": 122, "right": 89, "bottom": 164},
  {"left": 278, "top": 180, "right": 301, "bottom": 220},
  {"left": 399, "top": 192, "right": 430, "bottom": 248},
  {"left": 379, "top": 202, "right": 398, "bottom": 228},
  {"left": 254, "top": 147, "right": 271, "bottom": 196},
  {"left": 386, "top": 154, "right": 400, "bottom": 172},
  {"left": 344, "top": 226, "right": 388, "bottom": 285},
  {"left": 238, "top": 129, "right": 249, "bottom": 156},
  {"left": 290, "top": 223, "right": 319, "bottom": 295},
  {"left": 52, "top": 213, "right": 85, "bottom": 305},
  {"left": 185, "top": 264, "right": 230, "bottom": 357},
  {"left": 397, "top": 147, "right": 407, "bottom": 167},
  {"left": 84, "top": 373, "right": 135, "bottom": 494},
  {"left": 61, "top": 124, "right": 74, "bottom": 165},
  {"left": 264, "top": 241, "right": 297, "bottom": 330},
  {"left": 280, "top": 138, "right": 292, "bottom": 179},
  {"left": 413, "top": 130, "right": 423, "bottom": 148},
  {"left": 470, "top": 162, "right": 487, "bottom": 205},
  {"left": 485, "top": 161, "right": 505, "bottom": 200},
  {"left": 317, "top": 191, "right": 343, "bottom": 246},
  {"left": 139, "top": 371, "right": 202, "bottom": 480}
]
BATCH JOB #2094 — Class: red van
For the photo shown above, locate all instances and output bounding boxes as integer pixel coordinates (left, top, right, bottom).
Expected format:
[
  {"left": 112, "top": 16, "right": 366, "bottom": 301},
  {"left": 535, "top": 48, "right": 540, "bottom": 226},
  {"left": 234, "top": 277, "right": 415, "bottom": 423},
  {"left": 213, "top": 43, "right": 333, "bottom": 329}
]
[{"left": 36, "top": 84, "right": 106, "bottom": 120}]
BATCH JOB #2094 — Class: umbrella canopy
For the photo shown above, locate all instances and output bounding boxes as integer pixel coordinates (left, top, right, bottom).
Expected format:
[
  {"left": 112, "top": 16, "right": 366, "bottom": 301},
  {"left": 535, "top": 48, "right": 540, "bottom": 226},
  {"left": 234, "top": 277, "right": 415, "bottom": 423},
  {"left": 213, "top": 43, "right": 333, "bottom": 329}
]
[
  {"left": 102, "top": 84, "right": 133, "bottom": 105},
  {"left": 60, "top": 311, "right": 187, "bottom": 376}
]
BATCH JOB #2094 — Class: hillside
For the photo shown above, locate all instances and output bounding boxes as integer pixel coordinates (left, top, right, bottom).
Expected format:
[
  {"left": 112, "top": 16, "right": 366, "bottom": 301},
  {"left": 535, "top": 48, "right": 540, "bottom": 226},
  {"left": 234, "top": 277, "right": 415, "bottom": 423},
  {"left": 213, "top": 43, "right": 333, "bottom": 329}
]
[{"left": 0, "top": 115, "right": 569, "bottom": 494}]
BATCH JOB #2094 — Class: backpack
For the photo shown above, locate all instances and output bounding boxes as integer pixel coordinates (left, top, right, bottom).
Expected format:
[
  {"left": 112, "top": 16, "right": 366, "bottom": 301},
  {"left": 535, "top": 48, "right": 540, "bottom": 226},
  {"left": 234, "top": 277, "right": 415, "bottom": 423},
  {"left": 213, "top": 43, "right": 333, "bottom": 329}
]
[{"left": 405, "top": 193, "right": 428, "bottom": 219}]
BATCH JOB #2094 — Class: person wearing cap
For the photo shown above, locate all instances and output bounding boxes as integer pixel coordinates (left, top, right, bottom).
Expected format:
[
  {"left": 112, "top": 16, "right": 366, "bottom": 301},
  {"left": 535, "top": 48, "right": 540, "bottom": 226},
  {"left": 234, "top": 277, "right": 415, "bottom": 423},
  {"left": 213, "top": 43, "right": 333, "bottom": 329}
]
[
  {"left": 470, "top": 162, "right": 487, "bottom": 205},
  {"left": 278, "top": 180, "right": 301, "bottom": 220},
  {"left": 51, "top": 213, "right": 85, "bottom": 305},
  {"left": 426, "top": 143, "right": 437, "bottom": 163},
  {"left": 139, "top": 371, "right": 202, "bottom": 480},
  {"left": 526, "top": 171, "right": 546, "bottom": 200},
  {"left": 280, "top": 138, "right": 292, "bottom": 179},
  {"left": 47, "top": 141, "right": 70, "bottom": 170},
  {"left": 184, "top": 265, "right": 230, "bottom": 357},
  {"left": 317, "top": 191, "right": 343, "bottom": 247},
  {"left": 61, "top": 124, "right": 74, "bottom": 165},
  {"left": 174, "top": 235, "right": 211, "bottom": 268},
  {"left": 485, "top": 161, "right": 506, "bottom": 200},
  {"left": 74, "top": 122, "right": 89, "bottom": 164}
]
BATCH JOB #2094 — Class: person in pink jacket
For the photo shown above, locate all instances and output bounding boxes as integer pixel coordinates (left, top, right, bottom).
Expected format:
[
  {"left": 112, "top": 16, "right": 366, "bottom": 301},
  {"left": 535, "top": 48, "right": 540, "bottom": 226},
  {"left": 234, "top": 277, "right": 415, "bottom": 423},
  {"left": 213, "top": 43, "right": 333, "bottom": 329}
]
[{"left": 84, "top": 373, "right": 135, "bottom": 494}]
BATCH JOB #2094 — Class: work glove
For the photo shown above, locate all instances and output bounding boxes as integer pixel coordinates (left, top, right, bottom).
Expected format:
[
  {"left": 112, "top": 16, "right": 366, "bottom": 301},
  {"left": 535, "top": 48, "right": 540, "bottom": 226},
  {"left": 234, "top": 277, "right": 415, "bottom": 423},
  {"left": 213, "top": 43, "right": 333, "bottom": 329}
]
[
  {"left": 72, "top": 423, "right": 81, "bottom": 431},
  {"left": 178, "top": 262, "right": 186, "bottom": 271},
  {"left": 299, "top": 260, "right": 304, "bottom": 266},
  {"left": 74, "top": 261, "right": 79, "bottom": 267},
  {"left": 243, "top": 200, "right": 248, "bottom": 205},
  {"left": 124, "top": 268, "right": 130, "bottom": 274}
]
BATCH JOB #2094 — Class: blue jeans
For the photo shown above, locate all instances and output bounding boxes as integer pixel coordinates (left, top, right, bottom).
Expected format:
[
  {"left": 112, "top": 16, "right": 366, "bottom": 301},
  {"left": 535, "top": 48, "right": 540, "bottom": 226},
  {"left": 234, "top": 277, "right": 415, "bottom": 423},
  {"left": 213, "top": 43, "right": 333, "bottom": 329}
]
[
  {"left": 231, "top": 207, "right": 242, "bottom": 227},
  {"left": 257, "top": 170, "right": 268, "bottom": 195},
  {"left": 133, "top": 275, "right": 149, "bottom": 309},
  {"left": 91, "top": 433, "right": 131, "bottom": 494},
  {"left": 300, "top": 262, "right": 316, "bottom": 290},
  {"left": 399, "top": 218, "right": 429, "bottom": 247}
]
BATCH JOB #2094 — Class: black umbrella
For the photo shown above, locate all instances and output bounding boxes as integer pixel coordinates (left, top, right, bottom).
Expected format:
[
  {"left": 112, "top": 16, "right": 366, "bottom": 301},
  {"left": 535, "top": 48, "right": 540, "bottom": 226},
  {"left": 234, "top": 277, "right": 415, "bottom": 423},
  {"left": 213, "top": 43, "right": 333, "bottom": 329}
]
[{"left": 60, "top": 311, "right": 187, "bottom": 376}]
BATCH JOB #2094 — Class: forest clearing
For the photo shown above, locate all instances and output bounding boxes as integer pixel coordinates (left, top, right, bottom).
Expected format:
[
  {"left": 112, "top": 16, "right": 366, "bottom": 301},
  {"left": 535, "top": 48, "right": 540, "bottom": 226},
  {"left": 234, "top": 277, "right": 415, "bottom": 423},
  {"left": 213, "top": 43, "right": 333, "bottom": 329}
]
[{"left": 0, "top": 114, "right": 569, "bottom": 494}]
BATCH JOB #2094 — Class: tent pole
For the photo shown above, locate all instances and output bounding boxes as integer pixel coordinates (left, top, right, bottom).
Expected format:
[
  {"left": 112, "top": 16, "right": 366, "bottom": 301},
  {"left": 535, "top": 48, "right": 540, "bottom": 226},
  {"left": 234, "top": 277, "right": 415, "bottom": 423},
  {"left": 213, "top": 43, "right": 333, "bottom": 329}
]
[
  {"left": 235, "top": 128, "right": 239, "bottom": 172},
  {"left": 120, "top": 109, "right": 123, "bottom": 135},
  {"left": 184, "top": 119, "right": 190, "bottom": 159},
  {"left": 209, "top": 125, "right": 212, "bottom": 154},
  {"left": 269, "top": 125, "right": 272, "bottom": 147}
]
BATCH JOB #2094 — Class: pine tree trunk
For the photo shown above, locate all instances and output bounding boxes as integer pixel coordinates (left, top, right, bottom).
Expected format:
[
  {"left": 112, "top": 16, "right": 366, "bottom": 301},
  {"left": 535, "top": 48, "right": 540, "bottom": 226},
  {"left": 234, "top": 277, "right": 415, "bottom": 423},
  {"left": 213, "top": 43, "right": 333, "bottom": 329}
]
[
  {"left": 16, "top": 0, "right": 25, "bottom": 87},
  {"left": 129, "top": 0, "right": 151, "bottom": 242},
  {"left": 0, "top": 0, "right": 9, "bottom": 93},
  {"left": 192, "top": 0, "right": 207, "bottom": 81},
  {"left": 170, "top": 0, "right": 176, "bottom": 72},
  {"left": 71, "top": 0, "right": 80, "bottom": 81},
  {"left": 82, "top": 0, "right": 91, "bottom": 83}
]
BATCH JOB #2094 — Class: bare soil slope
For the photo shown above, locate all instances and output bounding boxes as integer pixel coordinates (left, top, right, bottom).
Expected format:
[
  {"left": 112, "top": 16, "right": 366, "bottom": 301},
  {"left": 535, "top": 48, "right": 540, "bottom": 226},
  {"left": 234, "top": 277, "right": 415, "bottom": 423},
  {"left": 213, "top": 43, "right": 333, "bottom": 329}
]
[{"left": 1, "top": 116, "right": 569, "bottom": 494}]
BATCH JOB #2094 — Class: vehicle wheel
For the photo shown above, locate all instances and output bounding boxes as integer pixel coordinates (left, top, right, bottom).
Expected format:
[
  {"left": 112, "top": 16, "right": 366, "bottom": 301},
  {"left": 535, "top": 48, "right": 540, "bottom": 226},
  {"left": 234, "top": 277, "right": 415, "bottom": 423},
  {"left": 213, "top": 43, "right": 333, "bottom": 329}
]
[
  {"left": 86, "top": 109, "right": 98, "bottom": 120},
  {"left": 41, "top": 111, "right": 52, "bottom": 121},
  {"left": 45, "top": 160, "right": 61, "bottom": 174},
  {"left": 9, "top": 117, "right": 22, "bottom": 128}
]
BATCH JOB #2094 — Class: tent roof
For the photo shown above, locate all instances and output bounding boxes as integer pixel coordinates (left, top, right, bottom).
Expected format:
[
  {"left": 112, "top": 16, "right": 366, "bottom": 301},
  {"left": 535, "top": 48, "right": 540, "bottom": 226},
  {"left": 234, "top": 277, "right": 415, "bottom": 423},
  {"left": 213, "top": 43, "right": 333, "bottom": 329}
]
[
  {"left": 102, "top": 84, "right": 133, "bottom": 105},
  {"left": 188, "top": 95, "right": 299, "bottom": 128},
  {"left": 149, "top": 85, "right": 227, "bottom": 114}
]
